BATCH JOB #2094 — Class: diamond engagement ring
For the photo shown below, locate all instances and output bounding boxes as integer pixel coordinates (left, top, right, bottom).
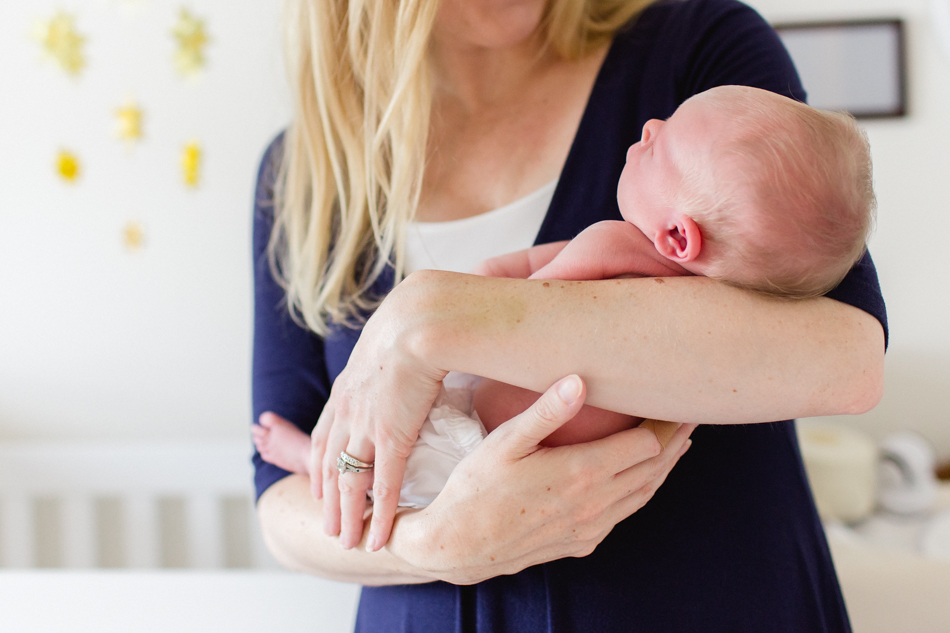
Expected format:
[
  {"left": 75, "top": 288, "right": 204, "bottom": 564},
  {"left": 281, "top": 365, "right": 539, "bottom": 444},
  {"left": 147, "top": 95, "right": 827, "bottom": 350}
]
[{"left": 337, "top": 450, "right": 375, "bottom": 474}]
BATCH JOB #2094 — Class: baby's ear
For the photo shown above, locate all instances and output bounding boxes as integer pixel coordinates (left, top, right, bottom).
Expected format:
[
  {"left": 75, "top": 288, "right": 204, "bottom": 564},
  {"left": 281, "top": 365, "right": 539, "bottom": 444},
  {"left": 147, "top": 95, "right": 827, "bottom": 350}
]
[{"left": 654, "top": 215, "right": 702, "bottom": 263}]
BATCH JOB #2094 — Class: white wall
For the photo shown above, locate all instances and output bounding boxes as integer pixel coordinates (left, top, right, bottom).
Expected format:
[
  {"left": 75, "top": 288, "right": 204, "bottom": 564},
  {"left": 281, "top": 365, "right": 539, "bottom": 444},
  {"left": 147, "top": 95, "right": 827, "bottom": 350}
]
[
  {"left": 0, "top": 1, "right": 288, "bottom": 441},
  {"left": 749, "top": 0, "right": 950, "bottom": 460},
  {"left": 2, "top": 0, "right": 948, "bottom": 460}
]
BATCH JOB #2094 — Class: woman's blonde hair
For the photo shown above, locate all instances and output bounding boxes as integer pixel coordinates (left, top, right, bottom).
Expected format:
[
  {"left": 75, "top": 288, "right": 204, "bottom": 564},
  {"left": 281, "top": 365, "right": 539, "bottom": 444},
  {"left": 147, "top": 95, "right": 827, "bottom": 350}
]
[{"left": 272, "top": 0, "right": 656, "bottom": 334}]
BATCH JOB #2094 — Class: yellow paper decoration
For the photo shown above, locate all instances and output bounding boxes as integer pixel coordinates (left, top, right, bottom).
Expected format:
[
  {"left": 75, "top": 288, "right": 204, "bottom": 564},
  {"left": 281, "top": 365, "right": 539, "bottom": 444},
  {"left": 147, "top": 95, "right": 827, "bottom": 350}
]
[
  {"left": 34, "top": 12, "right": 86, "bottom": 76},
  {"left": 56, "top": 149, "right": 81, "bottom": 182},
  {"left": 171, "top": 9, "right": 209, "bottom": 77},
  {"left": 181, "top": 141, "right": 202, "bottom": 187},
  {"left": 115, "top": 99, "right": 144, "bottom": 142},
  {"left": 123, "top": 222, "right": 146, "bottom": 251}
]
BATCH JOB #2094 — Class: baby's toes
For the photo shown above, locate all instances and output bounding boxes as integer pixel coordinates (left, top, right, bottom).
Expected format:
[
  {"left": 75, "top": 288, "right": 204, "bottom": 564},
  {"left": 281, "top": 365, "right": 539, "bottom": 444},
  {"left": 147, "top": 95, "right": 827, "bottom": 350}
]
[{"left": 252, "top": 429, "right": 270, "bottom": 452}]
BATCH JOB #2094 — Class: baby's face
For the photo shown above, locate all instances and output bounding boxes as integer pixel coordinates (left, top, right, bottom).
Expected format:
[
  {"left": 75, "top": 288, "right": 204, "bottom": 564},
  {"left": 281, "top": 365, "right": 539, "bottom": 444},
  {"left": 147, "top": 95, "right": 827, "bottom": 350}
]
[{"left": 617, "top": 95, "right": 729, "bottom": 241}]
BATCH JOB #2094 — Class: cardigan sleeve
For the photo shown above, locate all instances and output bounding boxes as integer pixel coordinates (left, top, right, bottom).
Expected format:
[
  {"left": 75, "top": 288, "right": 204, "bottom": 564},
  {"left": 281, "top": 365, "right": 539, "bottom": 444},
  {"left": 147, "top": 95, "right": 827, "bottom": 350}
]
[{"left": 250, "top": 134, "right": 332, "bottom": 501}]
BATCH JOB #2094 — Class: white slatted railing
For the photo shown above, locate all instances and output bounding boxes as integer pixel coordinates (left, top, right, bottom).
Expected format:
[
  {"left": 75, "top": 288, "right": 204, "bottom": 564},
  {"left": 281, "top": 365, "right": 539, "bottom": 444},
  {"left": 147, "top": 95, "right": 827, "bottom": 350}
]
[{"left": 0, "top": 442, "right": 273, "bottom": 569}]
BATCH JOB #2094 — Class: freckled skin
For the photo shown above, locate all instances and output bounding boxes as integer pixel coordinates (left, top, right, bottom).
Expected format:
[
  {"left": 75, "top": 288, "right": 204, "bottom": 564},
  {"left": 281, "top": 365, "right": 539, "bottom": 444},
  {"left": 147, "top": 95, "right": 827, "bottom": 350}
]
[
  {"left": 470, "top": 288, "right": 530, "bottom": 333},
  {"left": 469, "top": 223, "right": 692, "bottom": 446}
]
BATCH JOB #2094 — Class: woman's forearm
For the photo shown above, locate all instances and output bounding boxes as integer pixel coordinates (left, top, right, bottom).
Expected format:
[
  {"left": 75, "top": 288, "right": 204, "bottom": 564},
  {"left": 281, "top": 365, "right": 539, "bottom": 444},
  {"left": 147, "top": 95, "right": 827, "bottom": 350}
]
[
  {"left": 257, "top": 475, "right": 434, "bottom": 586},
  {"left": 399, "top": 270, "right": 884, "bottom": 424}
]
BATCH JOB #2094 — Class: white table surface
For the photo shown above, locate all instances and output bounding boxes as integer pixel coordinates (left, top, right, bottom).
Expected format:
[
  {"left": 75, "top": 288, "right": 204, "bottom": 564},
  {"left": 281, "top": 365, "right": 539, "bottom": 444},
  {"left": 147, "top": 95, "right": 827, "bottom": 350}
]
[{"left": 0, "top": 571, "right": 360, "bottom": 633}]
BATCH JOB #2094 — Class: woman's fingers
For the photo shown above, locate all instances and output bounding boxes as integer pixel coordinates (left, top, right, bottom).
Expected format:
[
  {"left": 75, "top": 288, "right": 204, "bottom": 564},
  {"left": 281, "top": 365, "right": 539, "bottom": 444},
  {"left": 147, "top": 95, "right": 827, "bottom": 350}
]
[
  {"left": 612, "top": 423, "right": 694, "bottom": 498},
  {"left": 321, "top": 430, "right": 351, "bottom": 536},
  {"left": 338, "top": 469, "right": 373, "bottom": 549},
  {"left": 337, "top": 438, "right": 376, "bottom": 549},
  {"left": 321, "top": 467, "right": 342, "bottom": 536},
  {"left": 637, "top": 419, "right": 681, "bottom": 449},
  {"left": 490, "top": 375, "right": 587, "bottom": 455},
  {"left": 567, "top": 425, "right": 662, "bottom": 480},
  {"left": 309, "top": 403, "right": 334, "bottom": 499},
  {"left": 367, "top": 448, "right": 410, "bottom": 552}
]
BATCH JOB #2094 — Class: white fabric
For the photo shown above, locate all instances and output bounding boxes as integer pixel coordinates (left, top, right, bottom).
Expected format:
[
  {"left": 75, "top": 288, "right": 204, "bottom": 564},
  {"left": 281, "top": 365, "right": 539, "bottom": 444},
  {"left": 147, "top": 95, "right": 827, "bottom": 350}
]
[
  {"left": 397, "top": 373, "right": 487, "bottom": 508},
  {"left": 393, "top": 180, "right": 557, "bottom": 507},
  {"left": 404, "top": 179, "right": 557, "bottom": 274}
]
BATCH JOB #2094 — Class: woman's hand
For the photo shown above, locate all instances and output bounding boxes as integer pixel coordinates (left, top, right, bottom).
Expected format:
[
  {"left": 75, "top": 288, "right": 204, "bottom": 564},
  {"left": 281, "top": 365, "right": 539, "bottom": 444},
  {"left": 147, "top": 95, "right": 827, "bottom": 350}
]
[
  {"left": 262, "top": 375, "right": 691, "bottom": 586},
  {"left": 396, "top": 375, "right": 695, "bottom": 585},
  {"left": 309, "top": 279, "right": 449, "bottom": 551}
]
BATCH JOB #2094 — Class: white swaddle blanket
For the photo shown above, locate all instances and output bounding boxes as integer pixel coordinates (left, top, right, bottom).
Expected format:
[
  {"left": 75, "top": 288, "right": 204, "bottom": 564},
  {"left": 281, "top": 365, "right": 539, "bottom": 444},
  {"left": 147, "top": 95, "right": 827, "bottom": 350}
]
[{"left": 395, "top": 372, "right": 488, "bottom": 508}]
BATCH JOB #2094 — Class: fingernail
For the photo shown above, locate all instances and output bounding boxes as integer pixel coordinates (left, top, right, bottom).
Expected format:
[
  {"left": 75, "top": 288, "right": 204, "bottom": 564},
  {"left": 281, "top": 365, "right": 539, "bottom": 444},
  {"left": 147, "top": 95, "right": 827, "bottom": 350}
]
[
  {"left": 681, "top": 439, "right": 693, "bottom": 454},
  {"left": 557, "top": 375, "right": 581, "bottom": 404},
  {"left": 367, "top": 535, "right": 378, "bottom": 552}
]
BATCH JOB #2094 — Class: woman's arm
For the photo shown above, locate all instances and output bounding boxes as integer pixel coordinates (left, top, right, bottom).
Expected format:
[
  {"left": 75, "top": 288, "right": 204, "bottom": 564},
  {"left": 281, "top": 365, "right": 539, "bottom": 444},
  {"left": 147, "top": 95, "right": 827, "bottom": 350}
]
[
  {"left": 321, "top": 269, "right": 882, "bottom": 550},
  {"left": 405, "top": 271, "right": 884, "bottom": 423},
  {"left": 258, "top": 474, "right": 431, "bottom": 585}
]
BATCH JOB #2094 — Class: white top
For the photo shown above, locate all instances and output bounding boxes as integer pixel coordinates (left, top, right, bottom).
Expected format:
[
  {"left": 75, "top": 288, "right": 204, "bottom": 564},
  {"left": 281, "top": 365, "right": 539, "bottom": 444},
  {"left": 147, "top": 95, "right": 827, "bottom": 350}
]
[{"left": 404, "top": 179, "right": 558, "bottom": 275}]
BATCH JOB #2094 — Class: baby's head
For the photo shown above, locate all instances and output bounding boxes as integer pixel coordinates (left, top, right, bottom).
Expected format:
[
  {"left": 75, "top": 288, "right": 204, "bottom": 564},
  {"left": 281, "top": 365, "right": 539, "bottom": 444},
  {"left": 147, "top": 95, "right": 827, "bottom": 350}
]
[{"left": 617, "top": 85, "right": 875, "bottom": 297}]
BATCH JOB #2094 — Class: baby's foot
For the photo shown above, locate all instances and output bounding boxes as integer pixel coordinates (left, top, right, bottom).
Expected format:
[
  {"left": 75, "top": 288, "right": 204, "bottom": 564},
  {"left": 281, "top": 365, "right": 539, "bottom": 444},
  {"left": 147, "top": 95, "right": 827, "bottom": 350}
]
[{"left": 252, "top": 412, "right": 312, "bottom": 474}]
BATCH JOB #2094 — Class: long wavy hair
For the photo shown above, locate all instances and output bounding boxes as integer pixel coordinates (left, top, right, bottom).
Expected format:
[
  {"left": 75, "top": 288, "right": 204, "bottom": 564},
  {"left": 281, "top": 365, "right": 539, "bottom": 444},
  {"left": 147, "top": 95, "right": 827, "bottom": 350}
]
[{"left": 272, "top": 0, "right": 657, "bottom": 334}]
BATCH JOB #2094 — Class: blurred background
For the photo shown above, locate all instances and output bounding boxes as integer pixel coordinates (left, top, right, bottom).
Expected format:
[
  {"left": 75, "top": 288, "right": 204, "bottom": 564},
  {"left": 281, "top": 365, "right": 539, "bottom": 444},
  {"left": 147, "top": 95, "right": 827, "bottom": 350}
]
[
  {"left": 1, "top": 0, "right": 949, "bottom": 631},
  {"left": 0, "top": 0, "right": 286, "bottom": 444}
]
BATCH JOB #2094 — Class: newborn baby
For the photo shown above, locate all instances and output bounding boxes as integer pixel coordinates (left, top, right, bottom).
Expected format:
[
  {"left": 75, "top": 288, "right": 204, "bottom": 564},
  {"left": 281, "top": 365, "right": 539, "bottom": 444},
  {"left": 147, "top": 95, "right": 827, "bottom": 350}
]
[{"left": 254, "top": 85, "right": 875, "bottom": 506}]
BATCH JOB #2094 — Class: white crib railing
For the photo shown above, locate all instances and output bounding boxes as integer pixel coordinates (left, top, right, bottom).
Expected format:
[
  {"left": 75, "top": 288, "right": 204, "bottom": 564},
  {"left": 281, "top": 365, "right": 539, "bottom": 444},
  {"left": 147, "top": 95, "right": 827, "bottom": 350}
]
[{"left": 0, "top": 441, "right": 274, "bottom": 569}]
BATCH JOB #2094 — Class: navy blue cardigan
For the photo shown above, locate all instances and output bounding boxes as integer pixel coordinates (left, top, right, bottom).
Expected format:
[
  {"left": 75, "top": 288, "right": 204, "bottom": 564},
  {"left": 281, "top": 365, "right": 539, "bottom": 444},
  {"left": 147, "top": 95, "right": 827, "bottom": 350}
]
[{"left": 252, "top": 1, "right": 887, "bottom": 630}]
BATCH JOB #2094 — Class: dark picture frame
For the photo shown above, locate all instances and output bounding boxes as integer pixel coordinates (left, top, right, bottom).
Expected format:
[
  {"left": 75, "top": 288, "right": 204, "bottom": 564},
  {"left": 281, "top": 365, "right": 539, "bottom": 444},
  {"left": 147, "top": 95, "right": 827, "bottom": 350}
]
[{"left": 774, "top": 18, "right": 907, "bottom": 119}]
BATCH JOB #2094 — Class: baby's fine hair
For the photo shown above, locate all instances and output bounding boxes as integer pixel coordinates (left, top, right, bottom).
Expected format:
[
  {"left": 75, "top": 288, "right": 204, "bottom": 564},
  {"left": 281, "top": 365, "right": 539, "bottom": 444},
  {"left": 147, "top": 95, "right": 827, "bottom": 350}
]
[{"left": 679, "top": 86, "right": 876, "bottom": 298}]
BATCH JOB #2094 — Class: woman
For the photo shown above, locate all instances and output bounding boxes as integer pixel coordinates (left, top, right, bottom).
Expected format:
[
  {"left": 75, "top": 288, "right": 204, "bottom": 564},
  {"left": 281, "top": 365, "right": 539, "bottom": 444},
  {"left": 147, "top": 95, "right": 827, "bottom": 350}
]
[{"left": 253, "top": 0, "right": 886, "bottom": 630}]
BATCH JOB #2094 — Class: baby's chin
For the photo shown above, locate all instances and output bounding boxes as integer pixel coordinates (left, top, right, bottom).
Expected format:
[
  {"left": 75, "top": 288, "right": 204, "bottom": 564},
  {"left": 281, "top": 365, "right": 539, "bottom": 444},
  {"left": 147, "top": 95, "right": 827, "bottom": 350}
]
[
  {"left": 615, "top": 174, "right": 639, "bottom": 216},
  {"left": 616, "top": 203, "right": 645, "bottom": 233},
  {"left": 616, "top": 191, "right": 667, "bottom": 237}
]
